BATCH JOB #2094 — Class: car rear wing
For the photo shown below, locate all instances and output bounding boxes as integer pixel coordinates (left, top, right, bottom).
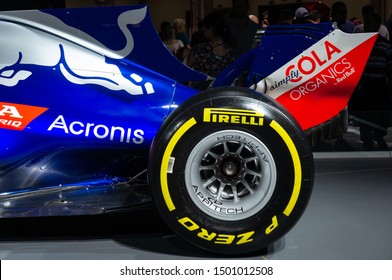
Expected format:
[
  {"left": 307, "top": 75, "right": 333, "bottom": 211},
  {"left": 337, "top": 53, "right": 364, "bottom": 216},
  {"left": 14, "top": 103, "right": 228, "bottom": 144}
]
[
  {"left": 256, "top": 27, "right": 377, "bottom": 130},
  {"left": 216, "top": 23, "right": 377, "bottom": 131}
]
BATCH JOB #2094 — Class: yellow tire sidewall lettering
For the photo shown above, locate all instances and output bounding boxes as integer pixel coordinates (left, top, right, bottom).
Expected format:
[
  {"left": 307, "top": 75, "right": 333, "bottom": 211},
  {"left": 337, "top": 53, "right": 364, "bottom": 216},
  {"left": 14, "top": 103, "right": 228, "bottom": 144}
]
[
  {"left": 160, "top": 117, "right": 197, "bottom": 211},
  {"left": 178, "top": 216, "right": 255, "bottom": 245}
]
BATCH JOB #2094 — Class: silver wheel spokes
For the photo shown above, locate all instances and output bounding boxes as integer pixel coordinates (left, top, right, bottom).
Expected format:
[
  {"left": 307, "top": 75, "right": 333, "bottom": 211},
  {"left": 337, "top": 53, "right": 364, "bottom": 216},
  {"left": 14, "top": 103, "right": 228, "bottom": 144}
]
[
  {"left": 185, "top": 130, "right": 277, "bottom": 221},
  {"left": 199, "top": 141, "right": 261, "bottom": 201}
]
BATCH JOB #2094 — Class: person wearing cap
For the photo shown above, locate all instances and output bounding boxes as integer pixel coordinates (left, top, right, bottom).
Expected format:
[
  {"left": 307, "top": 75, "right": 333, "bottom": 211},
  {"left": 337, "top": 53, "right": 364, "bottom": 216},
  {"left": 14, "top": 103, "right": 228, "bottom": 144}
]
[{"left": 293, "top": 7, "right": 309, "bottom": 24}]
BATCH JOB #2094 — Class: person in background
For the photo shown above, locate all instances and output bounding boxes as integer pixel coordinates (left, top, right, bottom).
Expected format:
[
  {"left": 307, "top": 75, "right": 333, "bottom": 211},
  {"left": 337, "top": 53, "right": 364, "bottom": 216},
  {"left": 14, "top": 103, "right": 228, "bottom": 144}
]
[
  {"left": 350, "top": 17, "right": 362, "bottom": 27},
  {"left": 293, "top": 7, "right": 309, "bottom": 24},
  {"left": 330, "top": 1, "right": 355, "bottom": 33},
  {"left": 190, "top": 19, "right": 206, "bottom": 48},
  {"left": 173, "top": 18, "right": 191, "bottom": 49},
  {"left": 261, "top": 11, "right": 269, "bottom": 29},
  {"left": 354, "top": 5, "right": 389, "bottom": 41},
  {"left": 249, "top": 14, "right": 259, "bottom": 25},
  {"left": 278, "top": 9, "right": 293, "bottom": 25},
  {"left": 161, "top": 23, "right": 188, "bottom": 62},
  {"left": 307, "top": 10, "right": 322, "bottom": 24},
  {"left": 228, "top": 0, "right": 260, "bottom": 57},
  {"left": 186, "top": 12, "right": 236, "bottom": 88},
  {"left": 349, "top": 12, "right": 392, "bottom": 150},
  {"left": 386, "top": 13, "right": 392, "bottom": 41},
  {"left": 159, "top": 21, "right": 170, "bottom": 40},
  {"left": 330, "top": 2, "right": 356, "bottom": 149}
]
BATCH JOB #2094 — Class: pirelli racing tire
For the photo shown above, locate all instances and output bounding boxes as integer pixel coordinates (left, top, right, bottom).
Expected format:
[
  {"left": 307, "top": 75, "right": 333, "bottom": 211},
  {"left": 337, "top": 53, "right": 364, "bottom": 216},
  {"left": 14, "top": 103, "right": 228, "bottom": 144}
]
[{"left": 148, "top": 86, "right": 314, "bottom": 255}]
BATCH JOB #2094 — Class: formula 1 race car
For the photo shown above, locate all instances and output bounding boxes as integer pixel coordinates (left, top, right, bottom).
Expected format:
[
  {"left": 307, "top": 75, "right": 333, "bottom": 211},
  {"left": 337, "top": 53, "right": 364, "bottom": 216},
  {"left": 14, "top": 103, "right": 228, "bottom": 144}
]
[{"left": 0, "top": 5, "right": 377, "bottom": 255}]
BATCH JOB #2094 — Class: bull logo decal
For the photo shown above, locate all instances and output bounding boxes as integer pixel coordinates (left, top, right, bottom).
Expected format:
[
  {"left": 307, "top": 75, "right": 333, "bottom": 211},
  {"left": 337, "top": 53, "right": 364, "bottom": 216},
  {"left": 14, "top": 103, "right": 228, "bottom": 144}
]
[{"left": 0, "top": 6, "right": 154, "bottom": 95}]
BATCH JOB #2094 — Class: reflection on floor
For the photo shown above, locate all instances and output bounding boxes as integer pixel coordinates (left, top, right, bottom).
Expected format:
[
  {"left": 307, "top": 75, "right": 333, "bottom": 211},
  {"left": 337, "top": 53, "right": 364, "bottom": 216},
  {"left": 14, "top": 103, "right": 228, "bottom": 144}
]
[{"left": 313, "top": 126, "right": 392, "bottom": 152}]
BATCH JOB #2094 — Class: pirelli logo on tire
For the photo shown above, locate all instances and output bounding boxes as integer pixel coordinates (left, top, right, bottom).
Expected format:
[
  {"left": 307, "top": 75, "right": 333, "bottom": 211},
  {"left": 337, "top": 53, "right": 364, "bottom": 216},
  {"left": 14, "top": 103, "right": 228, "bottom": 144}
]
[{"left": 203, "top": 108, "right": 264, "bottom": 126}]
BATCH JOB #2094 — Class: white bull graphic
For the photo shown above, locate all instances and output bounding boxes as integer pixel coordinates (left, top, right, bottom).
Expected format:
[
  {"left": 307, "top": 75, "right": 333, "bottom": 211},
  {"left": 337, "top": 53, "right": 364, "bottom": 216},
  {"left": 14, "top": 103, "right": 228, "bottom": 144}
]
[{"left": 0, "top": 6, "right": 154, "bottom": 95}]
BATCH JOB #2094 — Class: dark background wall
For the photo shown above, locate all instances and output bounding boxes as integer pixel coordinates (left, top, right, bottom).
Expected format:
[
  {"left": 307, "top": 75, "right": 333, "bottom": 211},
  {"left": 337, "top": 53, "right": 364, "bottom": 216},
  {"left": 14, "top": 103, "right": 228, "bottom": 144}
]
[{"left": 0, "top": 0, "right": 65, "bottom": 10}]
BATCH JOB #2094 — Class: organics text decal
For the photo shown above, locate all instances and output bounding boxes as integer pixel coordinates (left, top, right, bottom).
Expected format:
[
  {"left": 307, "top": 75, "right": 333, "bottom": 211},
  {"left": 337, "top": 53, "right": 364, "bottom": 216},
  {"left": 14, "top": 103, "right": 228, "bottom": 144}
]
[{"left": 289, "top": 57, "right": 354, "bottom": 101}]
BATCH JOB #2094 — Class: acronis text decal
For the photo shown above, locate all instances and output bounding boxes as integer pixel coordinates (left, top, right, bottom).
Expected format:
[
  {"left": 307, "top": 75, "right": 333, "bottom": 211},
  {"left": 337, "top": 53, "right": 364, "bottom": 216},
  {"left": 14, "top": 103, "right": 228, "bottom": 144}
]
[{"left": 48, "top": 115, "right": 144, "bottom": 144}]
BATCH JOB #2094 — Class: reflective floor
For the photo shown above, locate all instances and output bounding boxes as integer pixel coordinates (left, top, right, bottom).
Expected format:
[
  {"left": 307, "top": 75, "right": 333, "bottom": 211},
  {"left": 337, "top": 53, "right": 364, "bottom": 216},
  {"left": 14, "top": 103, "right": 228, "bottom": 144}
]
[{"left": 0, "top": 153, "right": 391, "bottom": 260}]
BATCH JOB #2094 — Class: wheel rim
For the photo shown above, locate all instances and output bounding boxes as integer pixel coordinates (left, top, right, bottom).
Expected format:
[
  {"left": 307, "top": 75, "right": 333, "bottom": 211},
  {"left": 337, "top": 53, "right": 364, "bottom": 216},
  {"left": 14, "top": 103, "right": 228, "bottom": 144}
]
[{"left": 185, "top": 130, "right": 277, "bottom": 221}]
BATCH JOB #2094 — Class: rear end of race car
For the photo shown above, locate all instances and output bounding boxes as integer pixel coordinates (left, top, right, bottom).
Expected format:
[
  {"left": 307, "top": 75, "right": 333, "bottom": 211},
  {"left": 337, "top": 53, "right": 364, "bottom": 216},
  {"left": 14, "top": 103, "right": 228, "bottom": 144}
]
[{"left": 150, "top": 21, "right": 377, "bottom": 255}]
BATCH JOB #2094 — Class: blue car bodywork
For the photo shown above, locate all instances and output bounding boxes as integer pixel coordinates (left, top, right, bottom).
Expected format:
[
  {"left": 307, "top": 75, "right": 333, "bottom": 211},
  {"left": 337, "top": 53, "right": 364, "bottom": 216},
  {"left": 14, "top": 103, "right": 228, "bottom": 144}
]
[{"left": 0, "top": 6, "right": 213, "bottom": 214}]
